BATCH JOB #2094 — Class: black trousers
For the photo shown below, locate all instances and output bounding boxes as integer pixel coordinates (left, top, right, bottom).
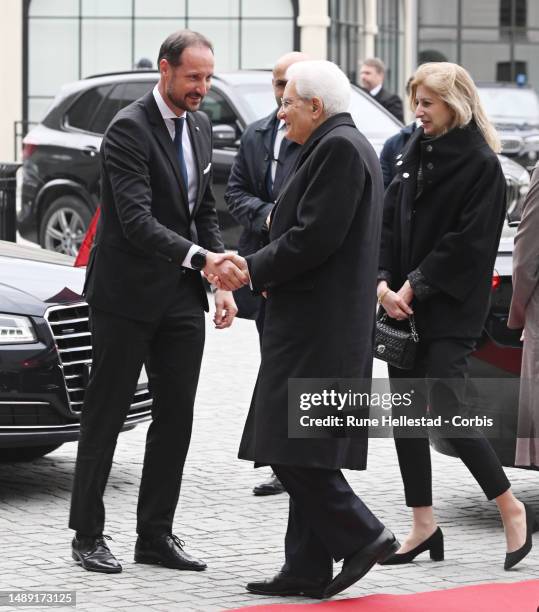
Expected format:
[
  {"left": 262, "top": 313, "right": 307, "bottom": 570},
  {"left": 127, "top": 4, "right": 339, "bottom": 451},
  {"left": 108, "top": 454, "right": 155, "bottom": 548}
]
[
  {"left": 255, "top": 298, "right": 266, "bottom": 340},
  {"left": 69, "top": 272, "right": 205, "bottom": 538},
  {"left": 389, "top": 337, "right": 510, "bottom": 507},
  {"left": 271, "top": 465, "right": 384, "bottom": 579}
]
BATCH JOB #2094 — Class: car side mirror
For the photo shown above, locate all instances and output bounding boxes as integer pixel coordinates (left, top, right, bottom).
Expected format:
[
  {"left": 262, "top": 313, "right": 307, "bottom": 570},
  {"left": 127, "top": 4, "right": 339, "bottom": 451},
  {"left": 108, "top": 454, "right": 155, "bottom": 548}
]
[{"left": 212, "top": 124, "right": 237, "bottom": 149}]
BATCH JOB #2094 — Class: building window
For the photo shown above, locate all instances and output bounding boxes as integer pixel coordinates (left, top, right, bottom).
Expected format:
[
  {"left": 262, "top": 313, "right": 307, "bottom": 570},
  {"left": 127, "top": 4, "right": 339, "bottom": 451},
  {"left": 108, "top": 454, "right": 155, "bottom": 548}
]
[
  {"left": 327, "top": 0, "right": 365, "bottom": 84},
  {"left": 376, "top": 0, "right": 405, "bottom": 94},
  {"left": 418, "top": 0, "right": 539, "bottom": 86},
  {"left": 25, "top": 0, "right": 297, "bottom": 123}
]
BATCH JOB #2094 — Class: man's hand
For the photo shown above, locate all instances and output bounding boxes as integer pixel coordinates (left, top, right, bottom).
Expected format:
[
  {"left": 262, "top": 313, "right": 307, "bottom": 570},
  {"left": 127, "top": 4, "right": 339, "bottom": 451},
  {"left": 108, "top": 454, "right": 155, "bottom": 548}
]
[
  {"left": 213, "top": 290, "right": 238, "bottom": 329},
  {"left": 203, "top": 252, "right": 249, "bottom": 291},
  {"left": 378, "top": 280, "right": 414, "bottom": 320}
]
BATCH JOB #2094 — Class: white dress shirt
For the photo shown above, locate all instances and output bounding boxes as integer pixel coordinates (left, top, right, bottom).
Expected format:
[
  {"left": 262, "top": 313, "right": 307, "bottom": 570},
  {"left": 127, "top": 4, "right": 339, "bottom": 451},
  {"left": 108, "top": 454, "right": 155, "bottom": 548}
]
[
  {"left": 271, "top": 120, "right": 286, "bottom": 184},
  {"left": 369, "top": 83, "right": 382, "bottom": 97},
  {"left": 152, "top": 86, "right": 201, "bottom": 268}
]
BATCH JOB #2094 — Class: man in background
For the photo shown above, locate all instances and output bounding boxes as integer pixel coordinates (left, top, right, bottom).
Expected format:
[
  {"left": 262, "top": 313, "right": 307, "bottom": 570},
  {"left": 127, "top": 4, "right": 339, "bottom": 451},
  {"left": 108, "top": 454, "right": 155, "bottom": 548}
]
[{"left": 359, "top": 57, "right": 404, "bottom": 122}]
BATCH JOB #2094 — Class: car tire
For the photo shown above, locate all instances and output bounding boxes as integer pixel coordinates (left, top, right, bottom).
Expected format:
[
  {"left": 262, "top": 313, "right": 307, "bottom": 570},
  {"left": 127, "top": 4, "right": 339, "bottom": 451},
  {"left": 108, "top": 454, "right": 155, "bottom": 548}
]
[
  {"left": 0, "top": 444, "right": 63, "bottom": 462},
  {"left": 39, "top": 195, "right": 93, "bottom": 256}
]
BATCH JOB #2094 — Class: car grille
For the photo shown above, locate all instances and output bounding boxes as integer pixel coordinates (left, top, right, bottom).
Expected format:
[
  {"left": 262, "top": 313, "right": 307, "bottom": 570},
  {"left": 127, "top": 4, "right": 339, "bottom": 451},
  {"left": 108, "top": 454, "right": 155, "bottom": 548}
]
[
  {"left": 0, "top": 401, "right": 66, "bottom": 426},
  {"left": 500, "top": 137, "right": 523, "bottom": 155},
  {"left": 45, "top": 303, "right": 151, "bottom": 414}
]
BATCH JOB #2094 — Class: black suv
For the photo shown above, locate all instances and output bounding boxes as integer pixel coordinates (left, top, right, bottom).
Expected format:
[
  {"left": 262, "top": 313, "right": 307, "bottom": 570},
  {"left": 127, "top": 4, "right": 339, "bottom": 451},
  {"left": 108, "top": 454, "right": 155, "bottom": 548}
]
[
  {"left": 478, "top": 83, "right": 539, "bottom": 172},
  {"left": 19, "top": 70, "right": 404, "bottom": 255},
  {"left": 0, "top": 241, "right": 151, "bottom": 461}
]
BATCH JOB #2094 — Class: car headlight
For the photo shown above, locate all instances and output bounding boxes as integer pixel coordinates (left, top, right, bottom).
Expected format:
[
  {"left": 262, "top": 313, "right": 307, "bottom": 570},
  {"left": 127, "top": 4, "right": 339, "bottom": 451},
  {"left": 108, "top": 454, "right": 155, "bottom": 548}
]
[
  {"left": 523, "top": 134, "right": 539, "bottom": 157},
  {"left": 518, "top": 166, "right": 530, "bottom": 193},
  {"left": 524, "top": 133, "right": 539, "bottom": 146},
  {"left": 0, "top": 314, "right": 37, "bottom": 344}
]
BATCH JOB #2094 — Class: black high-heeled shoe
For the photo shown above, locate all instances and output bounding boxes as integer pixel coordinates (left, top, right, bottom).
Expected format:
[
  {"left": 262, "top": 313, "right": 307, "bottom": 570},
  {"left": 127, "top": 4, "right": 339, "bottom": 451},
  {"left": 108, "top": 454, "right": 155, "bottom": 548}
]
[
  {"left": 504, "top": 503, "right": 538, "bottom": 570},
  {"left": 379, "top": 527, "right": 444, "bottom": 565}
]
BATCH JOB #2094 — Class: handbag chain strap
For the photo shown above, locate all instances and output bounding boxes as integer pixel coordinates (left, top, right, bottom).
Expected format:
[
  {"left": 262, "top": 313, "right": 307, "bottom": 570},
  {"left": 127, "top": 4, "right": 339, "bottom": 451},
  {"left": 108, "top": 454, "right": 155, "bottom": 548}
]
[
  {"left": 409, "top": 314, "right": 419, "bottom": 343},
  {"left": 379, "top": 311, "right": 419, "bottom": 343}
]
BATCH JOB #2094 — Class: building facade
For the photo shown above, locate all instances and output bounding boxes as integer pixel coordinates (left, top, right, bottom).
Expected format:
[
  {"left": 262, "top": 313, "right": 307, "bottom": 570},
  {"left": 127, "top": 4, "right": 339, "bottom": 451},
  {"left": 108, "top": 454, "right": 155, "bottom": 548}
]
[{"left": 1, "top": 0, "right": 539, "bottom": 162}]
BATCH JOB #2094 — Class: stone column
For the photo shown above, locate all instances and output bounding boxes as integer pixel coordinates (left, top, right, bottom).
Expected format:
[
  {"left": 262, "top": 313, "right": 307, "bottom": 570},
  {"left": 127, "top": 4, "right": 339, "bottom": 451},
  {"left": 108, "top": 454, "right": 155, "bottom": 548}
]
[
  {"left": 297, "top": 0, "right": 330, "bottom": 59},
  {"left": 0, "top": 0, "right": 23, "bottom": 162}
]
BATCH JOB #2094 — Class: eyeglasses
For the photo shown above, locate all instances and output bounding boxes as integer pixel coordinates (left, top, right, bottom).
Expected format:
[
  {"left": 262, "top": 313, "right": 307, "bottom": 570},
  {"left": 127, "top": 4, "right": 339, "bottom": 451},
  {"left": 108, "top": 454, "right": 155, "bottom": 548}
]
[{"left": 280, "top": 97, "right": 303, "bottom": 110}]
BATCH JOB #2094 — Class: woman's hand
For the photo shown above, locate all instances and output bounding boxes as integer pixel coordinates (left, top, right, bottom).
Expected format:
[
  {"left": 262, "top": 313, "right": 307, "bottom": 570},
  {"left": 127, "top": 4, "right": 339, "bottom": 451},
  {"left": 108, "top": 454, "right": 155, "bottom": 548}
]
[{"left": 378, "top": 280, "right": 414, "bottom": 320}]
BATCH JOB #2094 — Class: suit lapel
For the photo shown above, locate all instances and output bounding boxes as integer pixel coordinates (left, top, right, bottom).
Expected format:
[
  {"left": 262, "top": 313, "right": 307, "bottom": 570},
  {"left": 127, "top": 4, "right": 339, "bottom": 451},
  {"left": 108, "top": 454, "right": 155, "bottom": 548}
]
[
  {"left": 256, "top": 111, "right": 278, "bottom": 199},
  {"left": 143, "top": 92, "right": 190, "bottom": 217}
]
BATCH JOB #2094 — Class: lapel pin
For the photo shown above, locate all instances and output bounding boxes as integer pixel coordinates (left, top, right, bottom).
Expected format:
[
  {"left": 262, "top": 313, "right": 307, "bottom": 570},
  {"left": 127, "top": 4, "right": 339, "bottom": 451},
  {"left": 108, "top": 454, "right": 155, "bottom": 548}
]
[{"left": 195, "top": 126, "right": 200, "bottom": 132}]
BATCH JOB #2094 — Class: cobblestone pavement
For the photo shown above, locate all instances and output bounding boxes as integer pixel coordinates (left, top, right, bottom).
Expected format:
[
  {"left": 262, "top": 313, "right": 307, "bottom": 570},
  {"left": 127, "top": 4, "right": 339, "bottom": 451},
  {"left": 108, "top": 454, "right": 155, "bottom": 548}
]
[{"left": 0, "top": 317, "right": 537, "bottom": 612}]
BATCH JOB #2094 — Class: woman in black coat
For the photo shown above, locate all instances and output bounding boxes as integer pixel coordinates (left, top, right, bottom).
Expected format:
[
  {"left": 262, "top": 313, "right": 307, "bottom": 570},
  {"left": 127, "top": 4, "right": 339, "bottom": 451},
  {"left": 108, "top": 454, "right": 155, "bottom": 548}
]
[{"left": 377, "top": 62, "right": 536, "bottom": 570}]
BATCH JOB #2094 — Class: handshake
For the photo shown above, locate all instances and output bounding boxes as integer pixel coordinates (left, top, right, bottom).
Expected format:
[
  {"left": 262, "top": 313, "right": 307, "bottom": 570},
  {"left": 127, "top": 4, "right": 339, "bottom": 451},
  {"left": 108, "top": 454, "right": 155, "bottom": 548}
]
[{"left": 202, "top": 252, "right": 250, "bottom": 291}]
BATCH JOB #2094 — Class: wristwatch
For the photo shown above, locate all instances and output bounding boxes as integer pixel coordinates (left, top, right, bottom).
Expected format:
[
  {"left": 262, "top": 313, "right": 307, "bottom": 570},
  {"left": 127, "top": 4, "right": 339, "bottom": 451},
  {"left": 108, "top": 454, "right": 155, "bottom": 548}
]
[{"left": 190, "top": 248, "right": 208, "bottom": 271}]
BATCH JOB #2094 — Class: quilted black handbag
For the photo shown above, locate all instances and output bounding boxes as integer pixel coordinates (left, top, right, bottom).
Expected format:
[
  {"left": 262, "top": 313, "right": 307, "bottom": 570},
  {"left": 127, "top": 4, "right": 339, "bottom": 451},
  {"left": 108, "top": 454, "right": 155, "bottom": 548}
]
[{"left": 374, "top": 312, "right": 419, "bottom": 370}]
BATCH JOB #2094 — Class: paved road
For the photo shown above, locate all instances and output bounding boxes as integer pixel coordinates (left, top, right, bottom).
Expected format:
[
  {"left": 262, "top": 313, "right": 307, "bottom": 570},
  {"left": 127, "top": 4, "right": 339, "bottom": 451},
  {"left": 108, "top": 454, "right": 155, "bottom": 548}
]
[{"left": 0, "top": 317, "right": 537, "bottom": 611}]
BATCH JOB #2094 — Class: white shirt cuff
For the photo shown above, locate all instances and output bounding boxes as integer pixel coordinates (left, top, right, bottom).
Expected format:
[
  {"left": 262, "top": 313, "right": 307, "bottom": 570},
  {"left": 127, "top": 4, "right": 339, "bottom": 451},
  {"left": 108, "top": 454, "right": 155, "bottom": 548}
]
[{"left": 182, "top": 244, "right": 201, "bottom": 269}]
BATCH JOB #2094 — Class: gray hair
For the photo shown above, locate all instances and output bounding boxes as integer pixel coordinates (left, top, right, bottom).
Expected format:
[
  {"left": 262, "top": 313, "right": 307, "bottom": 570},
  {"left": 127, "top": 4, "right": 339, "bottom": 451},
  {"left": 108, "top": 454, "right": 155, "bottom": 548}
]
[
  {"left": 361, "top": 57, "right": 386, "bottom": 74},
  {"left": 286, "top": 60, "right": 351, "bottom": 117}
]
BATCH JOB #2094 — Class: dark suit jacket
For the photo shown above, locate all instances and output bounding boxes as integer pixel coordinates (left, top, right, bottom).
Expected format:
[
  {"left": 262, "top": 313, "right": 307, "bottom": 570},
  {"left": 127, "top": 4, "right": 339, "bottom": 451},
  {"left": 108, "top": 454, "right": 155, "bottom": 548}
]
[
  {"left": 239, "top": 113, "right": 383, "bottom": 470},
  {"left": 379, "top": 122, "right": 417, "bottom": 188},
  {"left": 224, "top": 110, "right": 301, "bottom": 318},
  {"left": 225, "top": 110, "right": 301, "bottom": 256},
  {"left": 379, "top": 122, "right": 506, "bottom": 339},
  {"left": 84, "top": 91, "right": 224, "bottom": 322},
  {"left": 373, "top": 87, "right": 404, "bottom": 123}
]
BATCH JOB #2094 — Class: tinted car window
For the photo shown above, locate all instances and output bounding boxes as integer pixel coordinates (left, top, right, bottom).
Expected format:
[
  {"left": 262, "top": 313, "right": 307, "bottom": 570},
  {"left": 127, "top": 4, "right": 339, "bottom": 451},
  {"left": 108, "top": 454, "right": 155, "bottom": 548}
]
[
  {"left": 478, "top": 87, "right": 539, "bottom": 124},
  {"left": 90, "top": 81, "right": 155, "bottom": 135},
  {"left": 66, "top": 84, "right": 113, "bottom": 131},
  {"left": 200, "top": 90, "right": 238, "bottom": 128},
  {"left": 90, "top": 84, "right": 128, "bottom": 134},
  {"left": 121, "top": 81, "right": 156, "bottom": 107}
]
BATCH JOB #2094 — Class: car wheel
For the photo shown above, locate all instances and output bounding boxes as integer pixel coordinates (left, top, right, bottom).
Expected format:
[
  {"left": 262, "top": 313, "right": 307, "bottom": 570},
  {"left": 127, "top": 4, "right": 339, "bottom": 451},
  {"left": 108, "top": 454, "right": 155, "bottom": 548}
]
[
  {"left": 0, "top": 444, "right": 63, "bottom": 462},
  {"left": 39, "top": 196, "right": 93, "bottom": 256}
]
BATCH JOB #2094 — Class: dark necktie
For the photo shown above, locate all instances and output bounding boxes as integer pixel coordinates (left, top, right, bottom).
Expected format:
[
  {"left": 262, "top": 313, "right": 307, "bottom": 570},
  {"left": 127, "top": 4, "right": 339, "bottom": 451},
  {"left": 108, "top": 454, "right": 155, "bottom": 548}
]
[
  {"left": 173, "top": 117, "right": 189, "bottom": 191},
  {"left": 272, "top": 136, "right": 289, "bottom": 199}
]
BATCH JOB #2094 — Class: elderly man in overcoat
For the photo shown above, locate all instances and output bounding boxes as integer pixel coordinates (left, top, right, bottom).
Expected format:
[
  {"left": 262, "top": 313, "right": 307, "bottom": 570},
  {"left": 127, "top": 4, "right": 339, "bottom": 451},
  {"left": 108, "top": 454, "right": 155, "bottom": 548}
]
[
  {"left": 225, "top": 51, "right": 308, "bottom": 496},
  {"left": 231, "top": 60, "right": 398, "bottom": 599}
]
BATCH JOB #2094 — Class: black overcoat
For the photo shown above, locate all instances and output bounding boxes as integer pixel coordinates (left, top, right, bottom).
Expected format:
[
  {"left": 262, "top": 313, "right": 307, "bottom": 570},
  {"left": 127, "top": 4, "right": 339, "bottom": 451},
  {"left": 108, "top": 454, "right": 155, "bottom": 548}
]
[
  {"left": 238, "top": 113, "right": 383, "bottom": 470},
  {"left": 379, "top": 122, "right": 506, "bottom": 339}
]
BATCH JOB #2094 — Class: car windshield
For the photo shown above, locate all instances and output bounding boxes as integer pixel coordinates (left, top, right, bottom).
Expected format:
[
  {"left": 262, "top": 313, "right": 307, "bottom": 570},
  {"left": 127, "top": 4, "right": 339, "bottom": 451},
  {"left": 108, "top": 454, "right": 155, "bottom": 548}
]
[
  {"left": 478, "top": 87, "right": 539, "bottom": 124},
  {"left": 348, "top": 87, "right": 402, "bottom": 138},
  {"left": 236, "top": 83, "right": 401, "bottom": 142},
  {"left": 236, "top": 85, "right": 278, "bottom": 120}
]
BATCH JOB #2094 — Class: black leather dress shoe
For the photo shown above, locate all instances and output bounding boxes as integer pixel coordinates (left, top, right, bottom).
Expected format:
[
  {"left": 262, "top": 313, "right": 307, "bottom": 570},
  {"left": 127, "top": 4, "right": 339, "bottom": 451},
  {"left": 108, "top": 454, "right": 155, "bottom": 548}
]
[
  {"left": 324, "top": 528, "right": 399, "bottom": 598},
  {"left": 246, "top": 571, "right": 329, "bottom": 598},
  {"left": 134, "top": 534, "right": 207, "bottom": 571},
  {"left": 253, "top": 473, "right": 285, "bottom": 496},
  {"left": 72, "top": 535, "right": 122, "bottom": 574}
]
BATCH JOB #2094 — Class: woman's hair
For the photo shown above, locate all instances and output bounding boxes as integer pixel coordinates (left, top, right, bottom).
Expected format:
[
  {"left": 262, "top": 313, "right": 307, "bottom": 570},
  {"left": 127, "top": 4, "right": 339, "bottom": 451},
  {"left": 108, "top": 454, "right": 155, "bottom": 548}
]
[
  {"left": 286, "top": 60, "right": 351, "bottom": 117},
  {"left": 409, "top": 62, "right": 500, "bottom": 152}
]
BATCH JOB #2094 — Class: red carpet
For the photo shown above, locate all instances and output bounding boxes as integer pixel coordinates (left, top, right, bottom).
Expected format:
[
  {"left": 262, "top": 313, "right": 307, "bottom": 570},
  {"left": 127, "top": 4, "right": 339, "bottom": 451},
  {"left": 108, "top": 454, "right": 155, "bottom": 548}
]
[{"left": 230, "top": 580, "right": 539, "bottom": 612}]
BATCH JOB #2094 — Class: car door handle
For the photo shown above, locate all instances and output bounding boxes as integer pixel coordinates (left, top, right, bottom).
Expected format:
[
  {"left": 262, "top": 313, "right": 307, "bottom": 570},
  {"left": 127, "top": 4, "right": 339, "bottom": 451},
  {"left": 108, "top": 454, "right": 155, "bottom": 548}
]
[{"left": 82, "top": 146, "right": 98, "bottom": 157}]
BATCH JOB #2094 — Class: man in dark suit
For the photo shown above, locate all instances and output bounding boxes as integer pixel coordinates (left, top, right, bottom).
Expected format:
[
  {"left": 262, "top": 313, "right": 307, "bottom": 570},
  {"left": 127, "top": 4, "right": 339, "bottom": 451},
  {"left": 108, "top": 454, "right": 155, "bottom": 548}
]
[
  {"left": 225, "top": 51, "right": 308, "bottom": 497},
  {"left": 69, "top": 30, "right": 247, "bottom": 574},
  {"left": 359, "top": 57, "right": 404, "bottom": 122}
]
